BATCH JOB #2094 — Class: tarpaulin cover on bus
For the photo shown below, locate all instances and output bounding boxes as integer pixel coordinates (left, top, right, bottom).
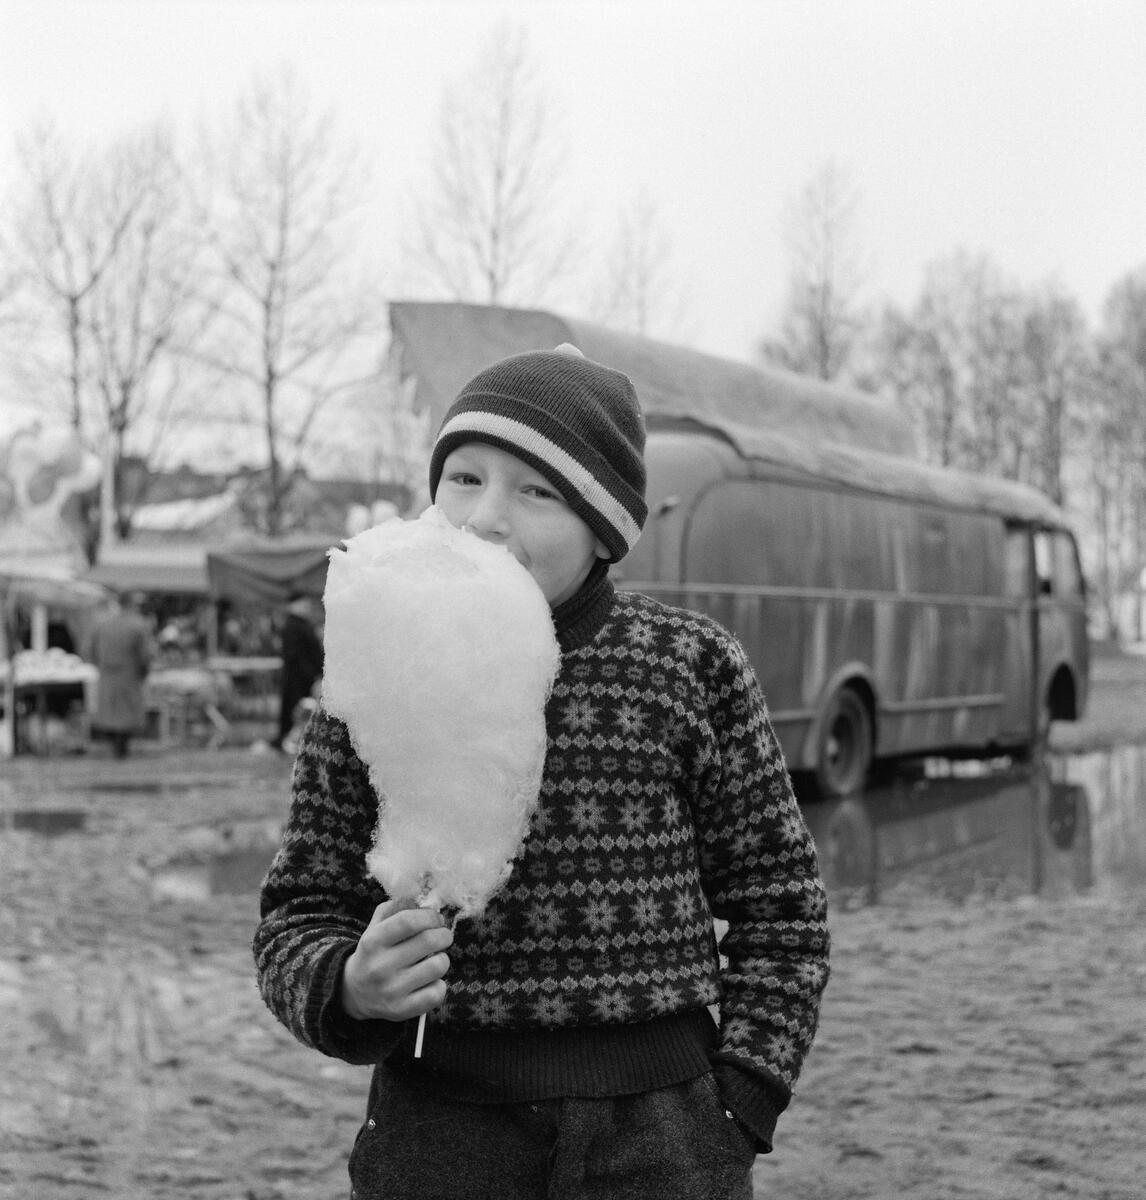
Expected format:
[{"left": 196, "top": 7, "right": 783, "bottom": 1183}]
[
  {"left": 646, "top": 414, "right": 1069, "bottom": 527},
  {"left": 388, "top": 301, "right": 917, "bottom": 457},
  {"left": 388, "top": 301, "right": 1068, "bottom": 529}
]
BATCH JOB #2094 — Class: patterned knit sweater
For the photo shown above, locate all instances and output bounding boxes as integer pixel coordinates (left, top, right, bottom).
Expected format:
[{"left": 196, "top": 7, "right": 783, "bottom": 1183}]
[{"left": 254, "top": 568, "right": 830, "bottom": 1152}]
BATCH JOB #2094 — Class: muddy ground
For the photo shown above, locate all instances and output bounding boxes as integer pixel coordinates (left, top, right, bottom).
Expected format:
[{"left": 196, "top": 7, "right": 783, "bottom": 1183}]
[{"left": 1, "top": 646, "right": 1144, "bottom": 1200}]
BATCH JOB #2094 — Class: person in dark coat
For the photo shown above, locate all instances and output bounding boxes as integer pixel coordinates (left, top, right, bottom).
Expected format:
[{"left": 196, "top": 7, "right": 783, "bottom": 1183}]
[
  {"left": 273, "top": 592, "right": 324, "bottom": 751},
  {"left": 88, "top": 592, "right": 153, "bottom": 758}
]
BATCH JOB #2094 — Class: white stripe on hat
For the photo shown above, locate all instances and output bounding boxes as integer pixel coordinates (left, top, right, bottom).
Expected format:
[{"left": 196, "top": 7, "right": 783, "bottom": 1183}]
[{"left": 436, "top": 410, "right": 642, "bottom": 552}]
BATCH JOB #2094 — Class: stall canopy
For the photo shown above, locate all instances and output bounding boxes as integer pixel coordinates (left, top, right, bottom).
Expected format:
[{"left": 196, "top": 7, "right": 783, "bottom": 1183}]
[
  {"left": 0, "top": 570, "right": 107, "bottom": 610},
  {"left": 205, "top": 535, "right": 338, "bottom": 605},
  {"left": 84, "top": 542, "right": 209, "bottom": 595},
  {"left": 82, "top": 536, "right": 339, "bottom": 604}
]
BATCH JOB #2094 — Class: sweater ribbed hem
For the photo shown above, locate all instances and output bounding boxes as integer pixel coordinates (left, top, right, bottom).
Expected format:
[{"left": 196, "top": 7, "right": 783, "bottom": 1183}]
[
  {"left": 386, "top": 1009, "right": 718, "bottom": 1102},
  {"left": 315, "top": 941, "right": 403, "bottom": 1066},
  {"left": 712, "top": 1057, "right": 789, "bottom": 1155}
]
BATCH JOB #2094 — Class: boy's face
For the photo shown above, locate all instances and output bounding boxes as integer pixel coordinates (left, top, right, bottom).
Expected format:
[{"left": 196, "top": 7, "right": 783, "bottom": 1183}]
[{"left": 436, "top": 442, "right": 609, "bottom": 606}]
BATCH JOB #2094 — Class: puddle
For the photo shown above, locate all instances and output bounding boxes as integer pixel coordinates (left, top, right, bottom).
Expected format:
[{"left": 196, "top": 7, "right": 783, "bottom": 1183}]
[
  {"left": 83, "top": 780, "right": 200, "bottom": 794},
  {"left": 133, "top": 743, "right": 1144, "bottom": 907},
  {"left": 151, "top": 845, "right": 277, "bottom": 902},
  {"left": 1056, "top": 743, "right": 1146, "bottom": 897},
  {"left": 0, "top": 809, "right": 89, "bottom": 836},
  {"left": 81, "top": 780, "right": 235, "bottom": 796},
  {"left": 802, "top": 742, "right": 1146, "bottom": 907}
]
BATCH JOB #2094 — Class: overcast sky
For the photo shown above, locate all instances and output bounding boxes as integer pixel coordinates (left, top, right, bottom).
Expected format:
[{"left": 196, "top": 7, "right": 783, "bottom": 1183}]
[{"left": 2, "top": 0, "right": 1144, "bottom": 367}]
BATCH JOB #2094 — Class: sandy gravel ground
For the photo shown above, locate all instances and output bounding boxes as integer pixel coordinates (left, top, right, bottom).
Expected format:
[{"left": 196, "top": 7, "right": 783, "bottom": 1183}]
[{"left": 1, "top": 647, "right": 1144, "bottom": 1200}]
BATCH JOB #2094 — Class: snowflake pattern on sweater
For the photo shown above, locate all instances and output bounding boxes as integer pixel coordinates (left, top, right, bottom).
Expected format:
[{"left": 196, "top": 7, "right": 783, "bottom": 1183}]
[{"left": 255, "top": 581, "right": 829, "bottom": 1112}]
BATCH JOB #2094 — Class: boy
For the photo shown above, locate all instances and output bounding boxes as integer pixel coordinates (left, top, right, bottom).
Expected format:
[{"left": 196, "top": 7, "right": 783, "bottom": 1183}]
[{"left": 254, "top": 346, "right": 830, "bottom": 1199}]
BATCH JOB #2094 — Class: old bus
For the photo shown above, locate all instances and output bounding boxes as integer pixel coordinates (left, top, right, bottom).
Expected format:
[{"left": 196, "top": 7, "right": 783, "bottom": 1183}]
[
  {"left": 616, "top": 415, "right": 1089, "bottom": 796},
  {"left": 388, "top": 301, "right": 1091, "bottom": 797}
]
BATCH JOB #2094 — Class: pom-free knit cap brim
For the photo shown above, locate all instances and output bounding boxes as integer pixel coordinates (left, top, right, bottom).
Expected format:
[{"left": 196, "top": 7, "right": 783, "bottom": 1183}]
[{"left": 429, "top": 350, "right": 648, "bottom": 561}]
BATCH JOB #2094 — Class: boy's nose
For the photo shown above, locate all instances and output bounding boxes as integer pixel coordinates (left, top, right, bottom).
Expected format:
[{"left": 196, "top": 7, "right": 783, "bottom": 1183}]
[{"left": 464, "top": 491, "right": 510, "bottom": 540}]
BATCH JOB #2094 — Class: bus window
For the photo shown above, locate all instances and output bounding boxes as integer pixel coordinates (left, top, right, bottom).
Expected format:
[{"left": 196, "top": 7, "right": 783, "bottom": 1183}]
[
  {"left": 915, "top": 514, "right": 950, "bottom": 593},
  {"left": 690, "top": 479, "right": 905, "bottom": 593},
  {"left": 688, "top": 478, "right": 832, "bottom": 588},
  {"left": 948, "top": 512, "right": 1002, "bottom": 596},
  {"left": 901, "top": 509, "right": 1000, "bottom": 597},
  {"left": 1034, "top": 530, "right": 1054, "bottom": 596},
  {"left": 1004, "top": 527, "right": 1031, "bottom": 597},
  {"left": 766, "top": 481, "right": 829, "bottom": 589},
  {"left": 822, "top": 490, "right": 893, "bottom": 592},
  {"left": 1052, "top": 532, "right": 1084, "bottom": 599}
]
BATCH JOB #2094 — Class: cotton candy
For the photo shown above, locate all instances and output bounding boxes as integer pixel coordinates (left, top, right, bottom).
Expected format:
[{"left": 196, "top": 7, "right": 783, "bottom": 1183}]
[{"left": 322, "top": 506, "right": 560, "bottom": 917}]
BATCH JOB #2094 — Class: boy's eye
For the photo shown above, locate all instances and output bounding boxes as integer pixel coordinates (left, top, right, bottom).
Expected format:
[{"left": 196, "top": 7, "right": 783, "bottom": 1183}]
[
  {"left": 447, "top": 471, "right": 481, "bottom": 486},
  {"left": 524, "top": 484, "right": 559, "bottom": 500}
]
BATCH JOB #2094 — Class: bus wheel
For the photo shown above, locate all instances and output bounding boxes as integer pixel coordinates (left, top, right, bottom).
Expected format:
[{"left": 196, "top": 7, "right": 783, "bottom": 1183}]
[{"left": 815, "top": 687, "right": 873, "bottom": 797}]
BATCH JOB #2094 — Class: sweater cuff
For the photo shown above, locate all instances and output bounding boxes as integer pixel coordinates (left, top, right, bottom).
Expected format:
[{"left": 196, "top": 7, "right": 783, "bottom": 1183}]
[
  {"left": 712, "top": 1058, "right": 789, "bottom": 1154},
  {"left": 311, "top": 940, "right": 406, "bottom": 1065}
]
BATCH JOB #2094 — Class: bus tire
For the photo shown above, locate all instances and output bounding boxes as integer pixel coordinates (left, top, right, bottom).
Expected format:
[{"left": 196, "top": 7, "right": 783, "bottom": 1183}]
[{"left": 814, "top": 686, "right": 873, "bottom": 797}]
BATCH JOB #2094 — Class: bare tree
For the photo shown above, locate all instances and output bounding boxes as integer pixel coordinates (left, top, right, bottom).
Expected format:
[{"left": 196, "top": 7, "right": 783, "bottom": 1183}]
[
  {"left": 871, "top": 302, "right": 961, "bottom": 467},
  {"left": 1019, "top": 287, "right": 1090, "bottom": 506},
  {"left": 760, "top": 159, "right": 867, "bottom": 381},
  {"left": 82, "top": 125, "right": 216, "bottom": 539},
  {"left": 5, "top": 121, "right": 153, "bottom": 434},
  {"left": 589, "top": 193, "right": 686, "bottom": 338},
  {"left": 191, "top": 69, "right": 384, "bottom": 536},
  {"left": 337, "top": 355, "right": 433, "bottom": 515},
  {"left": 3, "top": 120, "right": 210, "bottom": 555},
  {"left": 406, "top": 21, "right": 577, "bottom": 307},
  {"left": 0, "top": 245, "right": 24, "bottom": 332},
  {"left": 871, "top": 252, "right": 1035, "bottom": 479},
  {"left": 962, "top": 278, "right": 1028, "bottom": 480},
  {"left": 1088, "top": 269, "right": 1146, "bottom": 639}
]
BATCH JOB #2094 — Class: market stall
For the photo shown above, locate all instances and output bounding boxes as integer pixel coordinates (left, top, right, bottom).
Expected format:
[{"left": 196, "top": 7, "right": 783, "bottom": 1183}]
[
  {"left": 0, "top": 571, "right": 107, "bottom": 756},
  {"left": 0, "top": 423, "right": 107, "bottom": 754},
  {"left": 203, "top": 536, "right": 336, "bottom": 734},
  {"left": 205, "top": 535, "right": 337, "bottom": 605}
]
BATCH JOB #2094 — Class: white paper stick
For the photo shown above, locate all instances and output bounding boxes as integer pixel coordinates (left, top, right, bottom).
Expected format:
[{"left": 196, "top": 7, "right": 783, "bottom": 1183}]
[{"left": 414, "top": 1011, "right": 427, "bottom": 1058}]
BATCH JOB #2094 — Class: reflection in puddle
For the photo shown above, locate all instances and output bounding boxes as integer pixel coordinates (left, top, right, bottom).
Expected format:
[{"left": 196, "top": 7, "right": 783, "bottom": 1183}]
[
  {"left": 0, "top": 808, "right": 89, "bottom": 836},
  {"left": 1059, "top": 745, "right": 1146, "bottom": 897},
  {"left": 151, "top": 845, "right": 277, "bottom": 902},
  {"left": 81, "top": 780, "right": 207, "bottom": 795},
  {"left": 801, "top": 742, "right": 1146, "bottom": 908},
  {"left": 78, "top": 778, "right": 275, "bottom": 797},
  {"left": 7, "top": 744, "right": 1141, "bottom": 909}
]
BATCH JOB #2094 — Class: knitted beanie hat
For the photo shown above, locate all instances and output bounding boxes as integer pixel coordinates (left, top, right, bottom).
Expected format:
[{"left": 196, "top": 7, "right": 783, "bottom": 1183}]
[{"left": 428, "top": 346, "right": 647, "bottom": 561}]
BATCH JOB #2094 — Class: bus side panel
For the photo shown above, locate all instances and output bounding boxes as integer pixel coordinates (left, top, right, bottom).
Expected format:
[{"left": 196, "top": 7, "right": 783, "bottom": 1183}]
[
  {"left": 683, "top": 477, "right": 1019, "bottom": 761},
  {"left": 680, "top": 589, "right": 815, "bottom": 766},
  {"left": 884, "top": 599, "right": 1012, "bottom": 753}
]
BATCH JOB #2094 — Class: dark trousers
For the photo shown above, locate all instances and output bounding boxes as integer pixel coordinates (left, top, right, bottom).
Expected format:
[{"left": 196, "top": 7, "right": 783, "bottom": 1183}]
[
  {"left": 348, "top": 1067, "right": 755, "bottom": 1200},
  {"left": 276, "top": 689, "right": 303, "bottom": 746}
]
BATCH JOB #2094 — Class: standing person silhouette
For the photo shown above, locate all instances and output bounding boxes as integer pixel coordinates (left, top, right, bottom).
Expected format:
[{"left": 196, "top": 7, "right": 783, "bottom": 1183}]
[
  {"left": 272, "top": 591, "right": 323, "bottom": 752},
  {"left": 88, "top": 591, "right": 152, "bottom": 758}
]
